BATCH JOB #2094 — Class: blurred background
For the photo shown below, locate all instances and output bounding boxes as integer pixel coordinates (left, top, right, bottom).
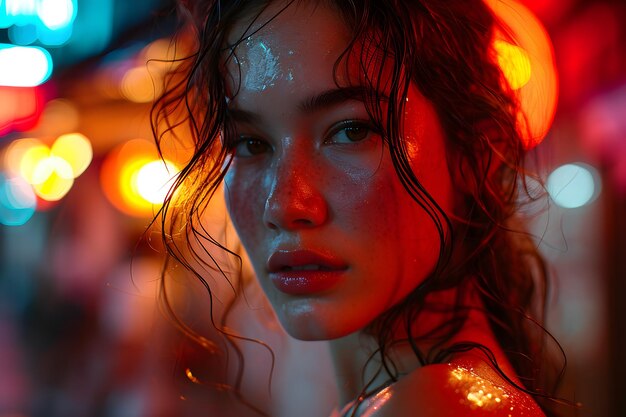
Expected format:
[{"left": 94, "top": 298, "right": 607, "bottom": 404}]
[{"left": 0, "top": 0, "right": 624, "bottom": 416}]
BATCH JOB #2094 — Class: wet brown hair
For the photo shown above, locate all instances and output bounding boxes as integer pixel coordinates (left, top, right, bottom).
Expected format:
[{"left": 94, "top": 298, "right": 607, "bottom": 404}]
[{"left": 152, "top": 0, "right": 568, "bottom": 415}]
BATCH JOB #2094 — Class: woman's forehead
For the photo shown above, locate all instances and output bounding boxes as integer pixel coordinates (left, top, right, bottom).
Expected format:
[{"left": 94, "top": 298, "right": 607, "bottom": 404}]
[
  {"left": 224, "top": 1, "right": 353, "bottom": 99},
  {"left": 226, "top": 1, "right": 349, "bottom": 53},
  {"left": 223, "top": 1, "right": 397, "bottom": 103}
]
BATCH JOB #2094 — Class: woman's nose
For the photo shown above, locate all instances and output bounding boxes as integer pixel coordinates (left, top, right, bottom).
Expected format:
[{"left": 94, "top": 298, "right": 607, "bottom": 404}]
[{"left": 263, "top": 157, "right": 328, "bottom": 231}]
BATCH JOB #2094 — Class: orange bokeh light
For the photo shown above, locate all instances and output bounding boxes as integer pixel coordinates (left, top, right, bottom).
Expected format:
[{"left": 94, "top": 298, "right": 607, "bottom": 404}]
[
  {"left": 100, "top": 138, "right": 180, "bottom": 218},
  {"left": 487, "top": 0, "right": 558, "bottom": 148}
]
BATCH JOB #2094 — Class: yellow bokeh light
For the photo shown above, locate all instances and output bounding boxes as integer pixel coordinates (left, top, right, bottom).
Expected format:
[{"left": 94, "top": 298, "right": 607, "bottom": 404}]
[
  {"left": 486, "top": 0, "right": 558, "bottom": 148},
  {"left": 494, "top": 40, "right": 532, "bottom": 90},
  {"left": 3, "top": 134, "right": 89, "bottom": 204},
  {"left": 119, "top": 156, "right": 153, "bottom": 211},
  {"left": 101, "top": 138, "right": 179, "bottom": 218},
  {"left": 51, "top": 132, "right": 93, "bottom": 178},
  {"left": 19, "top": 143, "right": 50, "bottom": 184},
  {"left": 134, "top": 159, "right": 179, "bottom": 204},
  {"left": 31, "top": 156, "right": 74, "bottom": 201},
  {"left": 3, "top": 138, "right": 44, "bottom": 176}
]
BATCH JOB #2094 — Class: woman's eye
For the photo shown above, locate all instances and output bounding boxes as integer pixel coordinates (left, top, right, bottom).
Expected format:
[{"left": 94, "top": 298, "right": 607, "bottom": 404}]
[
  {"left": 233, "top": 138, "right": 271, "bottom": 157},
  {"left": 326, "top": 121, "right": 373, "bottom": 144}
]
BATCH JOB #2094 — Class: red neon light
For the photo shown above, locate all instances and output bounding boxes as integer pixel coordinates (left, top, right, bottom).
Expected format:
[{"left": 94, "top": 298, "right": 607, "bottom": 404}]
[{"left": 0, "top": 86, "right": 46, "bottom": 136}]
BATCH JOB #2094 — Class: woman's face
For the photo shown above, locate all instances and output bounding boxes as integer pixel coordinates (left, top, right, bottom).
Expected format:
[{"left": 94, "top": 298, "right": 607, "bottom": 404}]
[{"left": 223, "top": 1, "right": 455, "bottom": 340}]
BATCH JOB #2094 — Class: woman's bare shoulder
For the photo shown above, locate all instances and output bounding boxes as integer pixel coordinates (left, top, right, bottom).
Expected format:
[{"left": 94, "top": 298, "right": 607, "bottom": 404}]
[{"left": 377, "top": 356, "right": 545, "bottom": 417}]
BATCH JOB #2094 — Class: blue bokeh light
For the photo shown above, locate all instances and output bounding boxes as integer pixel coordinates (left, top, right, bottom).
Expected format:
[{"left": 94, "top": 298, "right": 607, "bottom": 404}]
[{"left": 0, "top": 173, "right": 37, "bottom": 226}]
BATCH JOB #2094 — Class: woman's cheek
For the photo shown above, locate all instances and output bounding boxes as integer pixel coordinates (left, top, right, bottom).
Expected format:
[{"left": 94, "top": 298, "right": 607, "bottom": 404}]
[
  {"left": 224, "top": 166, "right": 266, "bottom": 245},
  {"left": 322, "top": 141, "right": 385, "bottom": 184}
]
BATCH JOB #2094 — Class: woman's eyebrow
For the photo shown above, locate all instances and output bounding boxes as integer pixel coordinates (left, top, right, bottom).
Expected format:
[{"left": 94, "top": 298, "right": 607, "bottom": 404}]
[
  {"left": 298, "top": 86, "right": 384, "bottom": 113},
  {"left": 226, "top": 108, "right": 262, "bottom": 125},
  {"left": 226, "top": 86, "right": 386, "bottom": 123}
]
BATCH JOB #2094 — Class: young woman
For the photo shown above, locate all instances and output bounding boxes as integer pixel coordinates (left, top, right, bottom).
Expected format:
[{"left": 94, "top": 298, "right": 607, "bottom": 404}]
[{"left": 153, "top": 0, "right": 568, "bottom": 415}]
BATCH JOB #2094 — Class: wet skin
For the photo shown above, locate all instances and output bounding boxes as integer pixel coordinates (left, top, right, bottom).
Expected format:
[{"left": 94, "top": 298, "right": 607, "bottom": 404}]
[
  {"left": 219, "top": 3, "right": 546, "bottom": 416},
  {"left": 223, "top": 2, "right": 455, "bottom": 341}
]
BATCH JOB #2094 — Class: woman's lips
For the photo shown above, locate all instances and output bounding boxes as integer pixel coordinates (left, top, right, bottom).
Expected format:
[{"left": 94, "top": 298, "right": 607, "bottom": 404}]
[{"left": 267, "top": 249, "right": 348, "bottom": 295}]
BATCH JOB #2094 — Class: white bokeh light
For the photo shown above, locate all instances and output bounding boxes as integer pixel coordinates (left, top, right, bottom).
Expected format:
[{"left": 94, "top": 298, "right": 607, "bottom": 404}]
[
  {"left": 0, "top": 44, "right": 52, "bottom": 86},
  {"left": 547, "top": 163, "right": 599, "bottom": 209},
  {"left": 134, "top": 160, "right": 179, "bottom": 204},
  {"left": 37, "top": 0, "right": 76, "bottom": 30}
]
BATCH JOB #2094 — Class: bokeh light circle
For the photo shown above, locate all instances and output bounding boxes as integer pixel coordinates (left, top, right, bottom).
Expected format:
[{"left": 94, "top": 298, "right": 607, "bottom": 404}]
[
  {"left": 547, "top": 163, "right": 599, "bottom": 209},
  {"left": 120, "top": 66, "right": 157, "bottom": 103},
  {"left": 19, "top": 142, "right": 50, "bottom": 184},
  {"left": 101, "top": 138, "right": 180, "bottom": 218},
  {"left": 37, "top": 99, "right": 80, "bottom": 135},
  {"left": 37, "top": 0, "right": 76, "bottom": 30},
  {"left": 494, "top": 40, "right": 532, "bottom": 90},
  {"left": 0, "top": 173, "right": 36, "bottom": 226},
  {"left": 486, "top": 0, "right": 558, "bottom": 148},
  {"left": 4, "top": 138, "right": 45, "bottom": 177},
  {"left": 135, "top": 160, "right": 179, "bottom": 204},
  {"left": 51, "top": 132, "right": 93, "bottom": 178},
  {"left": 0, "top": 45, "right": 53, "bottom": 87},
  {"left": 31, "top": 155, "right": 74, "bottom": 201}
]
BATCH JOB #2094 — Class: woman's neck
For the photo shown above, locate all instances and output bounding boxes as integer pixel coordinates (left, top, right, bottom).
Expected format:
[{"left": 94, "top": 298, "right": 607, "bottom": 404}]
[{"left": 327, "top": 285, "right": 500, "bottom": 409}]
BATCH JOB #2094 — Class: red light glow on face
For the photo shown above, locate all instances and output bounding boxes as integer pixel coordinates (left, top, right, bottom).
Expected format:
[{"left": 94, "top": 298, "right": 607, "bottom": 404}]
[{"left": 223, "top": 2, "right": 455, "bottom": 341}]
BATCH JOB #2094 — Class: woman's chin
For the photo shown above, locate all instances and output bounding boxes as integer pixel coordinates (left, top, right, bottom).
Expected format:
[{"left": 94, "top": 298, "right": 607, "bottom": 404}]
[{"left": 274, "top": 298, "right": 362, "bottom": 341}]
